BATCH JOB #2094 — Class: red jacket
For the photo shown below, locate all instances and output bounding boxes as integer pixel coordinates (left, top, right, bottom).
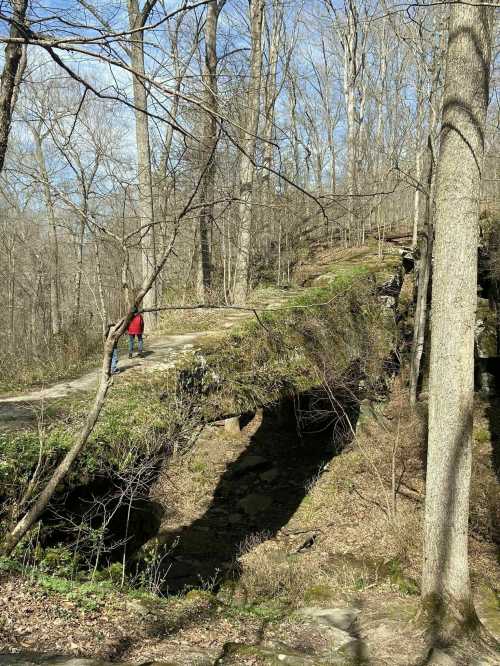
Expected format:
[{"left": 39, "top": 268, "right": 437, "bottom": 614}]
[{"left": 128, "top": 313, "right": 144, "bottom": 335}]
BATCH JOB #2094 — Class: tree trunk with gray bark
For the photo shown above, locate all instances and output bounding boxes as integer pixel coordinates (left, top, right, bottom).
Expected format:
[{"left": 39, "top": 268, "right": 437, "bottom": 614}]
[
  {"left": 422, "top": 0, "right": 494, "bottom": 630},
  {"left": 196, "top": 0, "right": 220, "bottom": 303},
  {"left": 0, "top": 0, "right": 28, "bottom": 175},
  {"left": 231, "top": 0, "right": 264, "bottom": 304}
]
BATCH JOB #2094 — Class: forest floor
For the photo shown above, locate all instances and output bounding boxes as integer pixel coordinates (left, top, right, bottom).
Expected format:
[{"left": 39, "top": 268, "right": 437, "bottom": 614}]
[
  {"left": 1, "top": 242, "right": 497, "bottom": 666},
  {"left": 0, "top": 382, "right": 498, "bottom": 666}
]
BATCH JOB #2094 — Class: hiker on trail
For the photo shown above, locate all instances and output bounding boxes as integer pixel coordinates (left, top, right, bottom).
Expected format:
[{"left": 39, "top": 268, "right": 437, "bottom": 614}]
[
  {"left": 105, "top": 324, "right": 119, "bottom": 374},
  {"left": 127, "top": 307, "right": 144, "bottom": 358}
]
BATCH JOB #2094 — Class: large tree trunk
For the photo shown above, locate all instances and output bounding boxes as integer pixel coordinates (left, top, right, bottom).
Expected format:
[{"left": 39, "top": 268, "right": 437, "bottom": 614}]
[
  {"left": 231, "top": 0, "right": 264, "bottom": 304},
  {"left": 422, "top": 0, "right": 494, "bottom": 625},
  {"left": 196, "top": 0, "right": 220, "bottom": 303},
  {"left": 0, "top": 0, "right": 28, "bottom": 175},
  {"left": 128, "top": 0, "right": 157, "bottom": 329}
]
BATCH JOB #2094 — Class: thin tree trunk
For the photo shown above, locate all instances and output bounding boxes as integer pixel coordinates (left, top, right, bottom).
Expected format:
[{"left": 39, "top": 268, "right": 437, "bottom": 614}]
[
  {"left": 94, "top": 238, "right": 107, "bottom": 336},
  {"left": 128, "top": 0, "right": 157, "bottom": 329},
  {"left": 343, "top": 0, "right": 361, "bottom": 246},
  {"left": 32, "top": 127, "right": 62, "bottom": 336},
  {"left": 2, "top": 216, "right": 179, "bottom": 556},
  {"left": 1, "top": 355, "right": 114, "bottom": 555},
  {"left": 74, "top": 206, "right": 86, "bottom": 324},
  {"left": 260, "top": 0, "right": 283, "bottom": 262},
  {"left": 409, "top": 139, "right": 435, "bottom": 406},
  {"left": 0, "top": 0, "right": 28, "bottom": 175},
  {"left": 8, "top": 241, "right": 15, "bottom": 350},
  {"left": 412, "top": 69, "right": 425, "bottom": 249},
  {"left": 409, "top": 21, "right": 446, "bottom": 406},
  {"left": 289, "top": 81, "right": 301, "bottom": 187},
  {"left": 231, "top": 0, "right": 264, "bottom": 304},
  {"left": 422, "top": 0, "right": 494, "bottom": 625},
  {"left": 412, "top": 150, "right": 422, "bottom": 248},
  {"left": 196, "top": 0, "right": 220, "bottom": 303},
  {"left": 262, "top": 0, "right": 283, "bottom": 194}
]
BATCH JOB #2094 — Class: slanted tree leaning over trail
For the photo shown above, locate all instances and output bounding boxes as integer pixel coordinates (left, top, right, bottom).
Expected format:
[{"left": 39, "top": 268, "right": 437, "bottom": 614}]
[{"left": 422, "top": 0, "right": 495, "bottom": 630}]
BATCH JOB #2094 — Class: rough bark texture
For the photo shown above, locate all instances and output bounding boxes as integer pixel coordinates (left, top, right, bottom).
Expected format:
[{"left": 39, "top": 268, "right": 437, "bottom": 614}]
[
  {"left": 422, "top": 0, "right": 494, "bottom": 615},
  {"left": 232, "top": 0, "right": 264, "bottom": 304},
  {"left": 0, "top": 0, "right": 28, "bottom": 175}
]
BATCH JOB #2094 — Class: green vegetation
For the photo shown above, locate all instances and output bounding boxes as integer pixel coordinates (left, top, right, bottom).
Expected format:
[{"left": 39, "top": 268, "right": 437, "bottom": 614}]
[
  {"left": 0, "top": 257, "right": 399, "bottom": 595},
  {"left": 199, "top": 270, "right": 395, "bottom": 418},
  {"left": 0, "top": 554, "right": 120, "bottom": 611}
]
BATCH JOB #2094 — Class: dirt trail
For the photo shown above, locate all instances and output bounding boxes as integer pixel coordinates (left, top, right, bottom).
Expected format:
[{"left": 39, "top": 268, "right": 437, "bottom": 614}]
[
  {"left": 1, "top": 243, "right": 386, "bottom": 426},
  {"left": 0, "top": 295, "right": 299, "bottom": 428}
]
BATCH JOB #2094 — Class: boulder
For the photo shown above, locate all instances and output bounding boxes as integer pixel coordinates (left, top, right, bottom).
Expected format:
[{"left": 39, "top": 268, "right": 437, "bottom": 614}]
[
  {"left": 298, "top": 606, "right": 359, "bottom": 632},
  {"left": 215, "top": 642, "right": 329, "bottom": 665}
]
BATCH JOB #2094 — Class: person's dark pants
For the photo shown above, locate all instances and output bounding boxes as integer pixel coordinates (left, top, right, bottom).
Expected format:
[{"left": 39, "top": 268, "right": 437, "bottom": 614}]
[
  {"left": 111, "top": 348, "right": 118, "bottom": 372},
  {"left": 129, "top": 334, "right": 143, "bottom": 355}
]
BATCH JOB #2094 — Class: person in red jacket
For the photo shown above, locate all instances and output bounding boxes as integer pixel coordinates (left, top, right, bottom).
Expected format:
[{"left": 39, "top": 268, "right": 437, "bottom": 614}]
[{"left": 127, "top": 307, "right": 145, "bottom": 358}]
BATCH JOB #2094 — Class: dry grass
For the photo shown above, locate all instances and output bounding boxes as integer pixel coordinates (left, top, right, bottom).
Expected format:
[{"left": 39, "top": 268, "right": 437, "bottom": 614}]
[
  {"left": 0, "top": 328, "right": 103, "bottom": 394},
  {"left": 1, "top": 372, "right": 499, "bottom": 662},
  {"left": 157, "top": 308, "right": 237, "bottom": 336},
  {"left": 237, "top": 539, "right": 309, "bottom": 603}
]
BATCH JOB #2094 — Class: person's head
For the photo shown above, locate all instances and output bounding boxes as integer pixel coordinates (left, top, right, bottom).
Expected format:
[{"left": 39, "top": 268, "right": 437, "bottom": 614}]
[{"left": 132, "top": 305, "right": 138, "bottom": 315}]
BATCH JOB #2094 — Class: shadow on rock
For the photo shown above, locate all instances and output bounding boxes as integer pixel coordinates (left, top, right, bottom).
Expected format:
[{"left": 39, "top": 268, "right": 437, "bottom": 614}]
[{"left": 157, "top": 389, "right": 360, "bottom": 594}]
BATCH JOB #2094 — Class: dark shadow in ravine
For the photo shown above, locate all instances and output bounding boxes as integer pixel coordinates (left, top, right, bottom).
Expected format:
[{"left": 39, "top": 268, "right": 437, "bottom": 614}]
[
  {"left": 156, "top": 388, "right": 360, "bottom": 594},
  {"left": 484, "top": 377, "right": 500, "bottom": 561},
  {"left": 484, "top": 365, "right": 500, "bottom": 486}
]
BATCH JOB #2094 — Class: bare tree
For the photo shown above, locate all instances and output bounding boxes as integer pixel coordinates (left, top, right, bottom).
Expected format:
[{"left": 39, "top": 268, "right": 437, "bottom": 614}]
[
  {"left": 31, "top": 122, "right": 63, "bottom": 336},
  {"left": 232, "top": 0, "right": 265, "bottom": 304},
  {"left": 341, "top": 0, "right": 364, "bottom": 245},
  {"left": 196, "top": 0, "right": 223, "bottom": 303},
  {"left": 0, "top": 0, "right": 28, "bottom": 175},
  {"left": 127, "top": 0, "right": 159, "bottom": 328}
]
